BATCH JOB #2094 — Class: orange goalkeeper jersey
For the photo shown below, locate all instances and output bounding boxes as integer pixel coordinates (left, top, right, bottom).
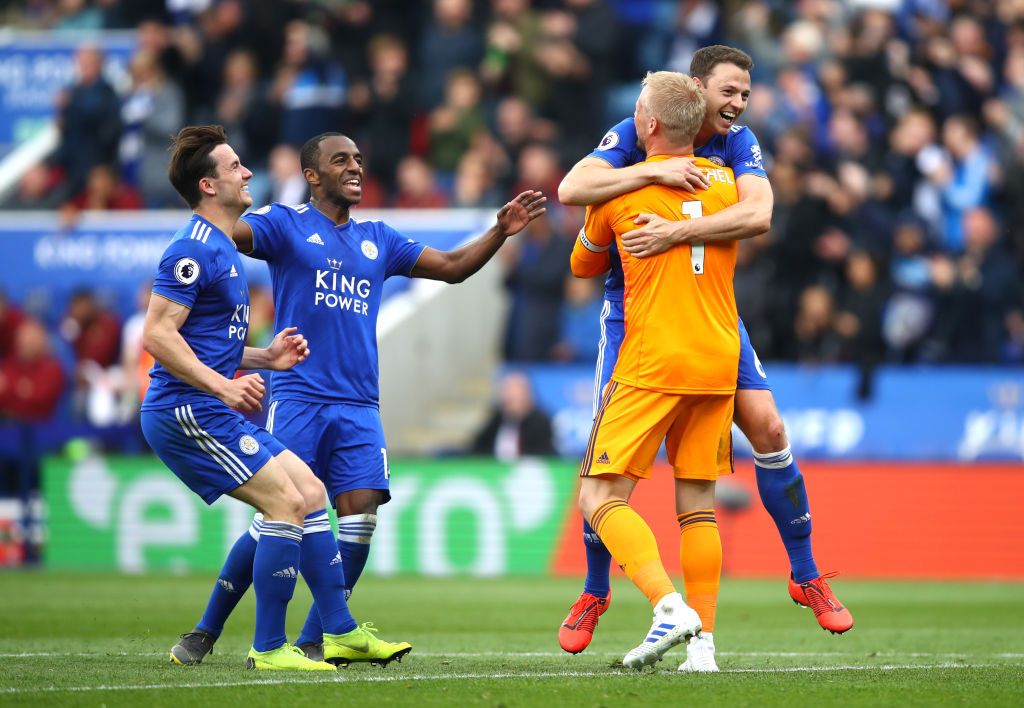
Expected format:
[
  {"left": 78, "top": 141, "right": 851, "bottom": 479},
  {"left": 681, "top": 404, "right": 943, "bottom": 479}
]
[{"left": 571, "top": 155, "right": 741, "bottom": 394}]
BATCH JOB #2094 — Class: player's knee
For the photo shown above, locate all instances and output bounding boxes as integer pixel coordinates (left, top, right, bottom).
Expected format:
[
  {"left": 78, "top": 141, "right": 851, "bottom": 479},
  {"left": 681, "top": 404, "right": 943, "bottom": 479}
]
[
  {"left": 264, "top": 485, "right": 305, "bottom": 525},
  {"left": 335, "top": 489, "right": 384, "bottom": 516},
  {"left": 748, "top": 412, "right": 788, "bottom": 454},
  {"left": 577, "top": 484, "right": 606, "bottom": 522},
  {"left": 299, "top": 476, "right": 328, "bottom": 515}
]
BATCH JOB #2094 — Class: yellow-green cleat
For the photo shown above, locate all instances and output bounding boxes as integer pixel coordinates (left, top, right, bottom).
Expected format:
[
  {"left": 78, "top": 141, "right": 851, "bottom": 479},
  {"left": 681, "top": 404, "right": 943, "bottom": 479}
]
[
  {"left": 323, "top": 623, "right": 412, "bottom": 667},
  {"left": 245, "top": 643, "right": 337, "bottom": 670}
]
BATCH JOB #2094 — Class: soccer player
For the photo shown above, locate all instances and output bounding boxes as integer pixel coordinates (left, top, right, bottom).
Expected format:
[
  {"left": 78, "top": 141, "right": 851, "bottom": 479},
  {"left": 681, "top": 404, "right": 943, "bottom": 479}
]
[
  {"left": 143, "top": 125, "right": 410, "bottom": 670},
  {"left": 572, "top": 70, "right": 738, "bottom": 670},
  {"left": 557, "top": 45, "right": 854, "bottom": 668},
  {"left": 169, "top": 131, "right": 547, "bottom": 664}
]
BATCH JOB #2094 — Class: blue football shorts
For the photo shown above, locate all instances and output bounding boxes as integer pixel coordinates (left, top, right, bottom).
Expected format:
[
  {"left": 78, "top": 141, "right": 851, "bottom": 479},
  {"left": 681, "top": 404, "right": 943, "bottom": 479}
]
[
  {"left": 594, "top": 300, "right": 771, "bottom": 412},
  {"left": 141, "top": 399, "right": 285, "bottom": 505},
  {"left": 266, "top": 399, "right": 390, "bottom": 504}
]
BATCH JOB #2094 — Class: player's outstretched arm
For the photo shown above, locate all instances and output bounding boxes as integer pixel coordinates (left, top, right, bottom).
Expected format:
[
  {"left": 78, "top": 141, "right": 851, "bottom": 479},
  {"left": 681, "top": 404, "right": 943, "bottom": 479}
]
[
  {"left": 620, "top": 174, "right": 773, "bottom": 258},
  {"left": 558, "top": 156, "right": 709, "bottom": 207},
  {"left": 232, "top": 220, "right": 255, "bottom": 254},
  {"left": 410, "top": 190, "right": 547, "bottom": 283},
  {"left": 241, "top": 326, "right": 310, "bottom": 371},
  {"left": 143, "top": 294, "right": 266, "bottom": 412}
]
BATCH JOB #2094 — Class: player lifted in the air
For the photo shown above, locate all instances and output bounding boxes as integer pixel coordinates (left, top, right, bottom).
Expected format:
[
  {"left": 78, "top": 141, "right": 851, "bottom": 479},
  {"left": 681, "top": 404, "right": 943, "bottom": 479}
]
[
  {"left": 168, "top": 131, "right": 547, "bottom": 665},
  {"left": 572, "top": 70, "right": 740, "bottom": 670},
  {"left": 558, "top": 46, "right": 853, "bottom": 671}
]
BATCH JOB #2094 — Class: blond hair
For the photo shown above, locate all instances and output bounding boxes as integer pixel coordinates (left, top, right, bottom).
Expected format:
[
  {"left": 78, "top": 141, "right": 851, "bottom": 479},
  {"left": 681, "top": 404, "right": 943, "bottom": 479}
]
[{"left": 640, "top": 71, "right": 705, "bottom": 145}]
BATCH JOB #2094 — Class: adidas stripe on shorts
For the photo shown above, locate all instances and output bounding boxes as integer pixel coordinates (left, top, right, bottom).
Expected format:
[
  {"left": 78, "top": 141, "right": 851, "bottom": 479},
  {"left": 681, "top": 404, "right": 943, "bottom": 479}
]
[{"left": 141, "top": 399, "right": 286, "bottom": 504}]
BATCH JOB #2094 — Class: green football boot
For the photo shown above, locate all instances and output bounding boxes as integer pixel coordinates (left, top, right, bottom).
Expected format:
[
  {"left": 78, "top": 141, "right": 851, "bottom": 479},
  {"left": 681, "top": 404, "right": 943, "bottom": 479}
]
[
  {"left": 245, "top": 643, "right": 337, "bottom": 670},
  {"left": 323, "top": 623, "right": 412, "bottom": 667}
]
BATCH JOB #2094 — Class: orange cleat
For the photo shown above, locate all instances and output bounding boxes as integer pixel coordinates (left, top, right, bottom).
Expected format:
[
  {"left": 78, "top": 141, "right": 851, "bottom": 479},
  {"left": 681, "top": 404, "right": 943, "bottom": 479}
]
[
  {"left": 558, "top": 590, "right": 612, "bottom": 654},
  {"left": 788, "top": 572, "right": 854, "bottom": 634}
]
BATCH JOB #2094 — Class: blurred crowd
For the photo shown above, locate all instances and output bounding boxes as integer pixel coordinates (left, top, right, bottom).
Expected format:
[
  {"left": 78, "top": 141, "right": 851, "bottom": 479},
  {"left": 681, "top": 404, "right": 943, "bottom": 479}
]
[{"left": 2, "top": 0, "right": 1024, "bottom": 435}]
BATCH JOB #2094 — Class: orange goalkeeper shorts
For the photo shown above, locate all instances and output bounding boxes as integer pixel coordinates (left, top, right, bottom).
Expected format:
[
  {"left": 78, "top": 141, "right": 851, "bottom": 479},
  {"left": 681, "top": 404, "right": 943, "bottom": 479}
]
[{"left": 579, "top": 381, "right": 734, "bottom": 481}]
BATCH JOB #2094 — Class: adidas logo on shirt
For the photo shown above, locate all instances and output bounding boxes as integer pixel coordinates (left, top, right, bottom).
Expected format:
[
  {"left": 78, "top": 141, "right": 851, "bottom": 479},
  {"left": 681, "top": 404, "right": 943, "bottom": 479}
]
[
  {"left": 597, "top": 451, "right": 611, "bottom": 464},
  {"left": 306, "top": 233, "right": 325, "bottom": 245},
  {"left": 272, "top": 566, "right": 298, "bottom": 579},
  {"left": 229, "top": 265, "right": 239, "bottom": 277},
  {"left": 330, "top": 552, "right": 343, "bottom": 566}
]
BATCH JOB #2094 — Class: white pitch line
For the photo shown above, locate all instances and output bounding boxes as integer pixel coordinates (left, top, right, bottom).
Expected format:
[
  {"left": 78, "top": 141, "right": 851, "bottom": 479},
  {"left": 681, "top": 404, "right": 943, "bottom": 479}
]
[
  {"left": 0, "top": 650, "right": 1012, "bottom": 659},
  {"left": 0, "top": 663, "right": 999, "bottom": 695}
]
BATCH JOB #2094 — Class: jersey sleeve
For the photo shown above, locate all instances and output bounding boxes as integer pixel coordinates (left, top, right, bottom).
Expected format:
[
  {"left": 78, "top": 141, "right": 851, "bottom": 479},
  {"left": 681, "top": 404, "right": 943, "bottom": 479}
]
[
  {"left": 727, "top": 127, "right": 767, "bottom": 180},
  {"left": 571, "top": 204, "right": 615, "bottom": 278},
  {"left": 586, "top": 118, "right": 645, "bottom": 168},
  {"left": 151, "top": 238, "right": 211, "bottom": 309},
  {"left": 379, "top": 222, "right": 428, "bottom": 278},
  {"left": 241, "top": 203, "right": 288, "bottom": 261}
]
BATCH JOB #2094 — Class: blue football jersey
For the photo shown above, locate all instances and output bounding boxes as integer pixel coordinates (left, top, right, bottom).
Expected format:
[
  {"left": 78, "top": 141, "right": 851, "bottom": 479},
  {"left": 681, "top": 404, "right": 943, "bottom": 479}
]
[
  {"left": 587, "top": 117, "right": 767, "bottom": 301},
  {"left": 142, "top": 215, "right": 252, "bottom": 410},
  {"left": 242, "top": 202, "right": 426, "bottom": 407}
]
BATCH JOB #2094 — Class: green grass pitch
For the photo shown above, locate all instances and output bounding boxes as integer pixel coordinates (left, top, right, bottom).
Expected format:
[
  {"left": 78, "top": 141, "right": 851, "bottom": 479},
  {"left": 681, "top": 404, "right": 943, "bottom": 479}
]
[{"left": 1, "top": 573, "right": 1022, "bottom": 706}]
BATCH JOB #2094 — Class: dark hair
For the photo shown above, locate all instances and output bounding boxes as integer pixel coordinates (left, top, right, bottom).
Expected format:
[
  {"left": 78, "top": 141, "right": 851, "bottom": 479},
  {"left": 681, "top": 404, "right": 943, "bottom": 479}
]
[
  {"left": 167, "top": 125, "right": 228, "bottom": 208},
  {"left": 300, "top": 132, "right": 346, "bottom": 173},
  {"left": 689, "top": 45, "right": 754, "bottom": 81}
]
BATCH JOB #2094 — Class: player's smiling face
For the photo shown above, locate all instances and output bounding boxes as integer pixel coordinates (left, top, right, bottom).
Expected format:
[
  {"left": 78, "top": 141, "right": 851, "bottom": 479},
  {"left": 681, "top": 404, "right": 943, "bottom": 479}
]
[
  {"left": 205, "top": 143, "right": 253, "bottom": 212},
  {"left": 697, "top": 62, "right": 751, "bottom": 135},
  {"left": 315, "top": 135, "right": 364, "bottom": 207}
]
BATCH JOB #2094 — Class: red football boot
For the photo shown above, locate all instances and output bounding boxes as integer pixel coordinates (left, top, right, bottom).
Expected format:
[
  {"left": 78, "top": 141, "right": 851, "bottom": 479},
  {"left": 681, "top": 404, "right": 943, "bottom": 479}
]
[
  {"left": 558, "top": 590, "right": 612, "bottom": 654},
  {"left": 788, "top": 572, "right": 854, "bottom": 634}
]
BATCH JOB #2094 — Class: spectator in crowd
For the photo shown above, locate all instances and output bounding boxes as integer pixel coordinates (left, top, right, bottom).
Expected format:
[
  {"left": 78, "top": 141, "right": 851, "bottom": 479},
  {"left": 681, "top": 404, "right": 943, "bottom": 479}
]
[
  {"left": 933, "top": 114, "right": 995, "bottom": 252},
  {"left": 392, "top": 156, "right": 450, "bottom": 209},
  {"left": 50, "top": 45, "right": 122, "bottom": 201},
  {"left": 118, "top": 282, "right": 152, "bottom": 422},
  {"left": 0, "top": 293, "right": 27, "bottom": 362},
  {"left": 119, "top": 49, "right": 186, "bottom": 207},
  {"left": 62, "top": 164, "right": 144, "bottom": 219},
  {"left": 1, "top": 163, "right": 63, "bottom": 211},
  {"left": 417, "top": 0, "right": 484, "bottom": 110},
  {"left": 214, "top": 49, "right": 279, "bottom": 173},
  {"left": 59, "top": 289, "right": 120, "bottom": 371},
  {"left": 273, "top": 20, "right": 346, "bottom": 147},
  {"left": 469, "top": 371, "right": 556, "bottom": 460},
  {"left": 347, "top": 34, "right": 416, "bottom": 193},
  {"left": 266, "top": 144, "right": 308, "bottom": 206},
  {"left": 552, "top": 274, "right": 602, "bottom": 364},
  {"left": 429, "top": 68, "right": 487, "bottom": 177},
  {"left": 500, "top": 213, "right": 570, "bottom": 362},
  {"left": 0, "top": 319, "right": 65, "bottom": 422},
  {"left": 931, "top": 207, "right": 1019, "bottom": 362}
]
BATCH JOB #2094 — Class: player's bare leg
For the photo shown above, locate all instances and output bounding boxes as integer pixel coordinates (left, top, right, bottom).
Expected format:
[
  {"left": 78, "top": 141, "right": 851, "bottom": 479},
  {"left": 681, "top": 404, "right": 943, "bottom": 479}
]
[{"left": 734, "top": 388, "right": 853, "bottom": 634}]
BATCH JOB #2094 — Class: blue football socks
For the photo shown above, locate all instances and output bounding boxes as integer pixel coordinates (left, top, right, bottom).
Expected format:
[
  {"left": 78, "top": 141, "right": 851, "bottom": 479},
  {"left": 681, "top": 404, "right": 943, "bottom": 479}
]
[
  {"left": 581, "top": 520, "right": 612, "bottom": 598},
  {"left": 296, "top": 511, "right": 358, "bottom": 646},
  {"left": 195, "top": 518, "right": 260, "bottom": 638},
  {"left": 753, "top": 446, "right": 820, "bottom": 583},
  {"left": 251, "top": 520, "right": 302, "bottom": 652},
  {"left": 336, "top": 514, "right": 376, "bottom": 596}
]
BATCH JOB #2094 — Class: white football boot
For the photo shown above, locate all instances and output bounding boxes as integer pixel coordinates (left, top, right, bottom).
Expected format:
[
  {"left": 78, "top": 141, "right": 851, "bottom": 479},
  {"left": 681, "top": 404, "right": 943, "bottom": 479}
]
[
  {"left": 622, "top": 592, "right": 702, "bottom": 670},
  {"left": 677, "top": 632, "right": 718, "bottom": 673}
]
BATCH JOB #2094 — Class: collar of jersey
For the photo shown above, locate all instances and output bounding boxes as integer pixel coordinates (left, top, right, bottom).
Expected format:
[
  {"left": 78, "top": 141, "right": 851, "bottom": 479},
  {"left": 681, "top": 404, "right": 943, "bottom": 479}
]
[
  {"left": 306, "top": 201, "right": 355, "bottom": 231},
  {"left": 190, "top": 213, "right": 231, "bottom": 246}
]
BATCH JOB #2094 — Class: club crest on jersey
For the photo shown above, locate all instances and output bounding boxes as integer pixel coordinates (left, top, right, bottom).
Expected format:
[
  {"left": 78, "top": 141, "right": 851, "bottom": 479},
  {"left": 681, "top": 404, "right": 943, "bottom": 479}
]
[
  {"left": 361, "top": 240, "right": 379, "bottom": 260},
  {"left": 238, "top": 435, "right": 260, "bottom": 455},
  {"left": 596, "top": 130, "right": 619, "bottom": 151},
  {"left": 707, "top": 155, "right": 725, "bottom": 166},
  {"left": 173, "top": 258, "right": 200, "bottom": 285}
]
